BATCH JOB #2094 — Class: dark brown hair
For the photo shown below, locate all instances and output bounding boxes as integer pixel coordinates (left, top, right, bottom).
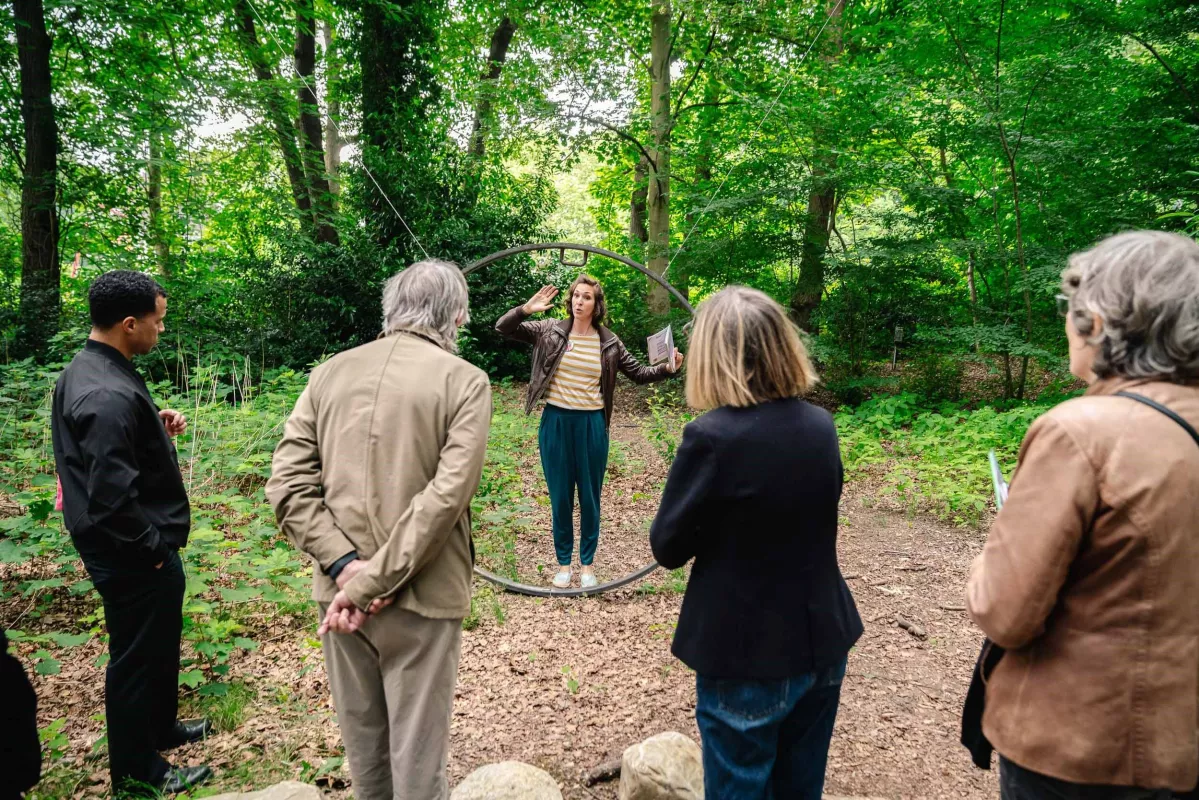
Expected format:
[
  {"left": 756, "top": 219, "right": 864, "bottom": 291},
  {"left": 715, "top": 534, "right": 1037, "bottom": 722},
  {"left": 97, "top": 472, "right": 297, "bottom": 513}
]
[{"left": 566, "top": 274, "right": 606, "bottom": 326}]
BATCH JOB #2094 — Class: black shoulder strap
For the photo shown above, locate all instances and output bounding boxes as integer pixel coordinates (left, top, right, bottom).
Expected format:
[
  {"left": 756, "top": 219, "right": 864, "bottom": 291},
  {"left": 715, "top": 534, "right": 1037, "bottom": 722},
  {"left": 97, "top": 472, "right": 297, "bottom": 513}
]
[{"left": 1115, "top": 391, "right": 1199, "bottom": 450}]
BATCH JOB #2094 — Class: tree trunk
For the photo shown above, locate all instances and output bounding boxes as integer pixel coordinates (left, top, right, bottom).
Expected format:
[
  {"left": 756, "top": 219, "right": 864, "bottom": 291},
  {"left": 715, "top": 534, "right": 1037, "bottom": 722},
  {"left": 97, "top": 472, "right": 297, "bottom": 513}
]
[
  {"left": 787, "top": 0, "right": 842, "bottom": 332},
  {"left": 646, "top": 0, "right": 671, "bottom": 316},
  {"left": 940, "top": 145, "right": 979, "bottom": 353},
  {"left": 789, "top": 186, "right": 835, "bottom": 332},
  {"left": 12, "top": 0, "right": 59, "bottom": 360},
  {"left": 630, "top": 155, "right": 649, "bottom": 247},
  {"left": 469, "top": 17, "right": 517, "bottom": 159},
  {"left": 235, "top": 0, "right": 313, "bottom": 233},
  {"left": 147, "top": 126, "right": 170, "bottom": 274},
  {"left": 321, "top": 18, "right": 341, "bottom": 201},
  {"left": 295, "top": 0, "right": 338, "bottom": 244},
  {"left": 360, "top": 0, "right": 440, "bottom": 254}
]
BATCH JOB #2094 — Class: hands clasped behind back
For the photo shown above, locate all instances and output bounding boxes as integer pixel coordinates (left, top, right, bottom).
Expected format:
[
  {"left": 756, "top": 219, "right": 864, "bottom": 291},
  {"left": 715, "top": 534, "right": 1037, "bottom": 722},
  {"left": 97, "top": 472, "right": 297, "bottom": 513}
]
[{"left": 318, "top": 558, "right": 395, "bottom": 635}]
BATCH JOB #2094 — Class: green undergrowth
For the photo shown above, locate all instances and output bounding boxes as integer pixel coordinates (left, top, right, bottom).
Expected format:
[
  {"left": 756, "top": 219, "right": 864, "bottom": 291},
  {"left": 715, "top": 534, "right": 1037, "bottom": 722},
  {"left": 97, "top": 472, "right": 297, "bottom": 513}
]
[{"left": 836, "top": 392, "right": 1054, "bottom": 524}]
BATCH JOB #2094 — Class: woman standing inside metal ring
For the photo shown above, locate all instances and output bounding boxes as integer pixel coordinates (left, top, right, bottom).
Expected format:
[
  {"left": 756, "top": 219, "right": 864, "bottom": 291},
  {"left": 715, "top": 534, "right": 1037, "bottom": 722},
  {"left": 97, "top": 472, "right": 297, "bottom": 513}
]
[{"left": 496, "top": 275, "right": 683, "bottom": 589}]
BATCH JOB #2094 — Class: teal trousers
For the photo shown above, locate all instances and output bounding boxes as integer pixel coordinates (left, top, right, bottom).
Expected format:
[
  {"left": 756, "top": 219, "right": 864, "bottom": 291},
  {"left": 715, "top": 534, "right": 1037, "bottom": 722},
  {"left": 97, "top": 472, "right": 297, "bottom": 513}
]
[{"left": 539, "top": 404, "right": 608, "bottom": 566}]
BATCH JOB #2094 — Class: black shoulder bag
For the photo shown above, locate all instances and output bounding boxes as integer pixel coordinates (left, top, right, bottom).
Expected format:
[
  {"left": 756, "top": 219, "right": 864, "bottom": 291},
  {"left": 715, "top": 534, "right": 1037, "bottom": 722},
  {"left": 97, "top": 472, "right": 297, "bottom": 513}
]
[{"left": 962, "top": 392, "right": 1199, "bottom": 777}]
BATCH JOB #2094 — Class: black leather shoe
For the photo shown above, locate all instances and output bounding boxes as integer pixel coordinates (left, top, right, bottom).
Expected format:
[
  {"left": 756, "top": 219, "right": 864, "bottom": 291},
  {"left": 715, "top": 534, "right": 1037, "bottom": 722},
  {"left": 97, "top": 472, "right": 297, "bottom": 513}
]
[
  {"left": 158, "top": 719, "right": 213, "bottom": 750},
  {"left": 158, "top": 765, "right": 212, "bottom": 794}
]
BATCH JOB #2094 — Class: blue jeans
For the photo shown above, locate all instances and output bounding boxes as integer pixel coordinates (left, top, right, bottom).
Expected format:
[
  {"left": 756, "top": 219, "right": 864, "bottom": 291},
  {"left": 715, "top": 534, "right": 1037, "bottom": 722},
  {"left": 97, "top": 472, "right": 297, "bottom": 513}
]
[{"left": 695, "top": 658, "right": 847, "bottom": 800}]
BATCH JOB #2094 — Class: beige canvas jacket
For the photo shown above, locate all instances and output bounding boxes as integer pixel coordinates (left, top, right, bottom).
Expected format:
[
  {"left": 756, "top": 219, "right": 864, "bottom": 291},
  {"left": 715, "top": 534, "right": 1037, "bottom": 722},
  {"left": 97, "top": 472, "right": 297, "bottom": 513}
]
[
  {"left": 266, "top": 332, "right": 492, "bottom": 620},
  {"left": 968, "top": 377, "right": 1199, "bottom": 791}
]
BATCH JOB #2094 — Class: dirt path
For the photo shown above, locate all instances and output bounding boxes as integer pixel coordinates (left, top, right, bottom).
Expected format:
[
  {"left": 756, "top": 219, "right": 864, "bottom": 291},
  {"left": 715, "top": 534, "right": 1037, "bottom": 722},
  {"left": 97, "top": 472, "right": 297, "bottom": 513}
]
[{"left": 452, "top": 494, "right": 998, "bottom": 800}]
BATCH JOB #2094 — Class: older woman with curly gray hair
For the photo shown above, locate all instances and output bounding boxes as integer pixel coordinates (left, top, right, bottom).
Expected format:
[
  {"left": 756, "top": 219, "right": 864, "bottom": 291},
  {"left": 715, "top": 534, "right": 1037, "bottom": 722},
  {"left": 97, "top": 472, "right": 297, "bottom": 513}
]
[{"left": 967, "top": 230, "right": 1199, "bottom": 800}]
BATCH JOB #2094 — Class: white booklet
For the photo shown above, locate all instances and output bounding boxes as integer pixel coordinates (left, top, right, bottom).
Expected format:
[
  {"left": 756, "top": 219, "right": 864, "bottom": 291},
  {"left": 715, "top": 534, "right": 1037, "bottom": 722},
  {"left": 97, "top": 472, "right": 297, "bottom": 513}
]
[
  {"left": 647, "top": 324, "right": 674, "bottom": 366},
  {"left": 988, "top": 450, "right": 1010, "bottom": 510}
]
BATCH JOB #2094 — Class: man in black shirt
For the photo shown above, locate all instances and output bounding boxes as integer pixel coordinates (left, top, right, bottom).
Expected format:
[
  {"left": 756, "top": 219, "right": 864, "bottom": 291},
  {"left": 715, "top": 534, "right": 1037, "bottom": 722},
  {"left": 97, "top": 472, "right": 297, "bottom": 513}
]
[{"left": 51, "top": 271, "right": 211, "bottom": 795}]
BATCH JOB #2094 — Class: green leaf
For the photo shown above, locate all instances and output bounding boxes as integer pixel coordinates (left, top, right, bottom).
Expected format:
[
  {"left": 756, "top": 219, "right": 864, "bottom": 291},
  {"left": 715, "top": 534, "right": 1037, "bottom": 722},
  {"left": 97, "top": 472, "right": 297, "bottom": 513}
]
[
  {"left": 199, "top": 682, "right": 229, "bottom": 697},
  {"left": 48, "top": 632, "right": 91, "bottom": 648},
  {"left": 315, "top": 757, "right": 344, "bottom": 777},
  {"left": 179, "top": 670, "right": 205, "bottom": 689},
  {"left": 34, "top": 652, "right": 61, "bottom": 675},
  {"left": 218, "top": 586, "right": 262, "bottom": 603}
]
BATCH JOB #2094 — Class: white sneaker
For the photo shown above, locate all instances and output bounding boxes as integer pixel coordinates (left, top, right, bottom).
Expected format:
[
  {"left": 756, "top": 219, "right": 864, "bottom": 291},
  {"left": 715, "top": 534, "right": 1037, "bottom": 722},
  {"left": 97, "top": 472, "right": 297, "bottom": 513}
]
[
  {"left": 580, "top": 572, "right": 598, "bottom": 589},
  {"left": 552, "top": 568, "right": 572, "bottom": 589}
]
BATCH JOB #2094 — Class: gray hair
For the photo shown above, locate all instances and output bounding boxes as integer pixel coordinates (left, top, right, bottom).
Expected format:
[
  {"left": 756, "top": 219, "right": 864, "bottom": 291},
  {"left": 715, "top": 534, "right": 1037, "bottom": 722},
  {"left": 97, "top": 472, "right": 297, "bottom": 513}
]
[
  {"left": 381, "top": 258, "right": 470, "bottom": 353},
  {"left": 1063, "top": 230, "right": 1199, "bottom": 382}
]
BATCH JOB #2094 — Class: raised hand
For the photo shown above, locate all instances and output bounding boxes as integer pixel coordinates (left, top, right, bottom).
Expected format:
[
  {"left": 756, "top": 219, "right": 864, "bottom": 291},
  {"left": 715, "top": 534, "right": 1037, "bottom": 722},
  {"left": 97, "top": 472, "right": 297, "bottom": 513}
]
[{"left": 523, "top": 285, "right": 559, "bottom": 315}]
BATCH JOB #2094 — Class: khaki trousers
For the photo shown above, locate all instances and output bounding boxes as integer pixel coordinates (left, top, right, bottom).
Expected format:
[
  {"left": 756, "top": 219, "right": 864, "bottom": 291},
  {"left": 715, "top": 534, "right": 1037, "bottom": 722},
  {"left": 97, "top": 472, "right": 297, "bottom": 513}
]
[{"left": 319, "top": 603, "right": 463, "bottom": 800}]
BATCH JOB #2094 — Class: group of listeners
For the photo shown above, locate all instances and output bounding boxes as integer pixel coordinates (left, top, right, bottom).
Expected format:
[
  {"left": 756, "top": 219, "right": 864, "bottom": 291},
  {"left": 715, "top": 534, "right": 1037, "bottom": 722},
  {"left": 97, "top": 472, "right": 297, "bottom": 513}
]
[{"left": 3, "top": 229, "right": 1197, "bottom": 800}]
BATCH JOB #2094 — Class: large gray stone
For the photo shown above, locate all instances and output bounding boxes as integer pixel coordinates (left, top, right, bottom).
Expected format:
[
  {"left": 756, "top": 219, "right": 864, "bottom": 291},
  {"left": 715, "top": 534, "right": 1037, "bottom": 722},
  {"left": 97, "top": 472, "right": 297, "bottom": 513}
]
[
  {"left": 203, "top": 781, "right": 321, "bottom": 800},
  {"left": 619, "top": 731, "right": 704, "bottom": 800},
  {"left": 451, "top": 761, "right": 563, "bottom": 800}
]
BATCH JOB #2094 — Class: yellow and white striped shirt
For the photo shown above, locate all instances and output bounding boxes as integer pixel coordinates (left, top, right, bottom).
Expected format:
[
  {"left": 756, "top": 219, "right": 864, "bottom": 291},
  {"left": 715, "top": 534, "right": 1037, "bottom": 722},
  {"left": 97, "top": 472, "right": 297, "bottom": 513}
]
[{"left": 545, "top": 333, "right": 604, "bottom": 411}]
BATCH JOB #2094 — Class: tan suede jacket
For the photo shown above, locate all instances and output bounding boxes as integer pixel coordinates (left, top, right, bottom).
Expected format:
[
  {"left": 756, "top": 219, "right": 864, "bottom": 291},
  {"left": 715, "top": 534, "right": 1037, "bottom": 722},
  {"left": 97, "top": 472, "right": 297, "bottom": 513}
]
[
  {"left": 266, "top": 332, "right": 492, "bottom": 620},
  {"left": 968, "top": 378, "right": 1199, "bottom": 791}
]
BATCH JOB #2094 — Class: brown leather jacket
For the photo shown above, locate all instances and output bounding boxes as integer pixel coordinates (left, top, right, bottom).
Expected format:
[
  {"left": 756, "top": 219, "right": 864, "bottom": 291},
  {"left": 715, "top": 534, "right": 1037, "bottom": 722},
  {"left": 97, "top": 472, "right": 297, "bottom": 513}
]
[
  {"left": 495, "top": 305, "right": 674, "bottom": 427},
  {"left": 967, "top": 377, "right": 1199, "bottom": 791}
]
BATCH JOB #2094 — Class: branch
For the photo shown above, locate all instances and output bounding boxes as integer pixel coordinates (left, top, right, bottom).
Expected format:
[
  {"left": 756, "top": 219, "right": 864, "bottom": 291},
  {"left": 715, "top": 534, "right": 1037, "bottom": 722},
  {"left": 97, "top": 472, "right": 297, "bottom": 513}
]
[
  {"left": 941, "top": 11, "right": 997, "bottom": 115},
  {"left": 0, "top": 71, "right": 25, "bottom": 172},
  {"left": 1013, "top": 63, "right": 1055, "bottom": 160},
  {"left": 1126, "top": 32, "right": 1199, "bottom": 124},
  {"left": 575, "top": 115, "right": 657, "bottom": 172},
  {"left": 995, "top": 0, "right": 1006, "bottom": 113},
  {"left": 671, "top": 27, "right": 719, "bottom": 124},
  {"left": 666, "top": 10, "right": 687, "bottom": 66}
]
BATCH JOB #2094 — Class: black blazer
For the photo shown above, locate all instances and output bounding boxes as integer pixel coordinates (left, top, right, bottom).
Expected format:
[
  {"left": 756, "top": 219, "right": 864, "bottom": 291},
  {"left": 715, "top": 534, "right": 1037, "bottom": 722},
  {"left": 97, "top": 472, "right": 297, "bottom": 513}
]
[
  {"left": 650, "top": 398, "right": 863, "bottom": 679},
  {"left": 51, "top": 340, "right": 190, "bottom": 565}
]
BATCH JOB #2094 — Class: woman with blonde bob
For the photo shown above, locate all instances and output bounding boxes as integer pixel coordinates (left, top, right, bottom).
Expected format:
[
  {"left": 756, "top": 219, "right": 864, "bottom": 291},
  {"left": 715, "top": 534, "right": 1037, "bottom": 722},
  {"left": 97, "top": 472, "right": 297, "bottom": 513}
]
[{"left": 650, "top": 286, "right": 862, "bottom": 800}]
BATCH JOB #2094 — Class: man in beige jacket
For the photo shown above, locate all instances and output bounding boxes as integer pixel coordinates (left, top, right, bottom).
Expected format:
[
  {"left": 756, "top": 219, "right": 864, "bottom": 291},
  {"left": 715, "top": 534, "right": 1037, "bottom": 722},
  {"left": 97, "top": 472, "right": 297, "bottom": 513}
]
[{"left": 267, "top": 259, "right": 491, "bottom": 800}]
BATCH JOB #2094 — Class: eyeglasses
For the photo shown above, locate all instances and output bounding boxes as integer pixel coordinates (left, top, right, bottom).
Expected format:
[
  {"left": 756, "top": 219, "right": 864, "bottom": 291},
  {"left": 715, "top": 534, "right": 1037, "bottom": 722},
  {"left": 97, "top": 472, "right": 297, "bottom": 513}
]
[{"left": 1056, "top": 294, "right": 1070, "bottom": 318}]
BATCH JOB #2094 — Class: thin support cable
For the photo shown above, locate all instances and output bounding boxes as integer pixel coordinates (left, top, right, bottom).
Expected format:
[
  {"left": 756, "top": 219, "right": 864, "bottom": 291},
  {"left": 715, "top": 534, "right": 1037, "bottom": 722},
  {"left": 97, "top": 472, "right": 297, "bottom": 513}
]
[
  {"left": 243, "top": 0, "right": 430, "bottom": 258},
  {"left": 665, "top": 0, "right": 844, "bottom": 275}
]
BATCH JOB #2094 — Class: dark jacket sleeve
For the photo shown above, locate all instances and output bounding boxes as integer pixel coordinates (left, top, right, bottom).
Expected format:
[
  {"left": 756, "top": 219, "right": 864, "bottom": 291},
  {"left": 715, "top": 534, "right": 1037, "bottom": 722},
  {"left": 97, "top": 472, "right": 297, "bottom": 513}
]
[
  {"left": 73, "top": 388, "right": 172, "bottom": 563},
  {"left": 615, "top": 336, "right": 673, "bottom": 384},
  {"left": 495, "top": 305, "right": 552, "bottom": 346},
  {"left": 650, "top": 422, "right": 718, "bottom": 569},
  {"left": 0, "top": 631, "right": 42, "bottom": 794}
]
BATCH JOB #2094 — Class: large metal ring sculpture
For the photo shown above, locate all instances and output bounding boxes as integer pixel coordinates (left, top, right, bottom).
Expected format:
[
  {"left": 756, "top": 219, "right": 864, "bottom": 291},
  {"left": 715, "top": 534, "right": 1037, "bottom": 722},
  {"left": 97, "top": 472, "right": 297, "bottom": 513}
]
[{"left": 463, "top": 243, "right": 694, "bottom": 598}]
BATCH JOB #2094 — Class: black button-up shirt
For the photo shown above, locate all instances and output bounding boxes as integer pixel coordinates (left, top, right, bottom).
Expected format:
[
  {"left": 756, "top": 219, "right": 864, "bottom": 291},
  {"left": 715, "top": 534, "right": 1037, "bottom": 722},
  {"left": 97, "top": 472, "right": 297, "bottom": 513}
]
[{"left": 51, "top": 340, "right": 190, "bottom": 564}]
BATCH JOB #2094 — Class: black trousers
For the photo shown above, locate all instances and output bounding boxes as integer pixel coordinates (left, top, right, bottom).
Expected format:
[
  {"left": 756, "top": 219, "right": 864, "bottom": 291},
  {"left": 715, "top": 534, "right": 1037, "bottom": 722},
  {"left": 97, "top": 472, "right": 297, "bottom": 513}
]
[
  {"left": 84, "top": 549, "right": 185, "bottom": 792},
  {"left": 1000, "top": 758, "right": 1172, "bottom": 800}
]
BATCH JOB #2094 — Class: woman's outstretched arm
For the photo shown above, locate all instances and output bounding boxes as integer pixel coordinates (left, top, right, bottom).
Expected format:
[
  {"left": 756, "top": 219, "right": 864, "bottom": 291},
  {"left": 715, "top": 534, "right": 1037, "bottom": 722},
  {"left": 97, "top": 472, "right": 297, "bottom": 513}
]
[{"left": 615, "top": 337, "right": 683, "bottom": 384}]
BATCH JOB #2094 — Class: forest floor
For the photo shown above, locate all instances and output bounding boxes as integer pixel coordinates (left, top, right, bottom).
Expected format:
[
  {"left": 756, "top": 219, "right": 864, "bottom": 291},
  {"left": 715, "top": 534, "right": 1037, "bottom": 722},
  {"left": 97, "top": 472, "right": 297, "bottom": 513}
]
[{"left": 9, "top": 385, "right": 1000, "bottom": 799}]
